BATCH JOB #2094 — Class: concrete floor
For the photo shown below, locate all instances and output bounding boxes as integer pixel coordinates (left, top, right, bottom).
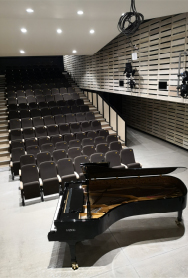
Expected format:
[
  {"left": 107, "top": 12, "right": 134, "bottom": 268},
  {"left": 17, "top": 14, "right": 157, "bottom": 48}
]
[{"left": 1, "top": 127, "right": 188, "bottom": 278}]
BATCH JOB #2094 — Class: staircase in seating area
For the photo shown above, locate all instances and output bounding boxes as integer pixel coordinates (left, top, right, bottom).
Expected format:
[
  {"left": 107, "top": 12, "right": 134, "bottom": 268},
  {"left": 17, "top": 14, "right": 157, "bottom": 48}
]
[
  {"left": 0, "top": 75, "right": 10, "bottom": 168},
  {"left": 65, "top": 74, "right": 125, "bottom": 146}
]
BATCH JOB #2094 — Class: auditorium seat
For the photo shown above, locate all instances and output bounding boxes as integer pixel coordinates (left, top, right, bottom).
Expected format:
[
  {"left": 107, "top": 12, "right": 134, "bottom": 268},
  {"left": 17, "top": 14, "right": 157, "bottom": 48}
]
[
  {"left": 41, "top": 107, "right": 51, "bottom": 117},
  {"left": 76, "top": 99, "right": 84, "bottom": 106},
  {"left": 22, "top": 118, "right": 33, "bottom": 128},
  {"left": 61, "top": 106, "right": 71, "bottom": 114},
  {"left": 109, "top": 141, "right": 122, "bottom": 153},
  {"left": 86, "top": 111, "right": 95, "bottom": 121},
  {"left": 11, "top": 140, "right": 25, "bottom": 150},
  {"left": 90, "top": 153, "right": 105, "bottom": 163},
  {"left": 67, "top": 99, "right": 75, "bottom": 106},
  {"left": 120, "top": 148, "right": 141, "bottom": 168},
  {"left": 59, "top": 123, "right": 70, "bottom": 135},
  {"left": 69, "top": 139, "right": 81, "bottom": 149},
  {"left": 57, "top": 158, "right": 77, "bottom": 188},
  {"left": 30, "top": 109, "right": 41, "bottom": 118},
  {"left": 52, "top": 88, "right": 59, "bottom": 95},
  {"left": 10, "top": 119, "right": 21, "bottom": 130},
  {"left": 52, "top": 149, "right": 67, "bottom": 165},
  {"left": 43, "top": 88, "right": 51, "bottom": 95},
  {"left": 47, "top": 125, "right": 59, "bottom": 137},
  {"left": 105, "top": 151, "right": 125, "bottom": 169},
  {"left": 10, "top": 129, "right": 23, "bottom": 142},
  {"left": 60, "top": 88, "right": 67, "bottom": 94},
  {"left": 70, "top": 122, "right": 81, "bottom": 133},
  {"left": 76, "top": 112, "right": 86, "bottom": 122},
  {"left": 96, "top": 143, "right": 109, "bottom": 154},
  {"left": 87, "top": 131, "right": 98, "bottom": 139},
  {"left": 17, "top": 90, "right": 25, "bottom": 97},
  {"left": 8, "top": 111, "right": 20, "bottom": 120},
  {"left": 54, "top": 114, "right": 65, "bottom": 125},
  {"left": 82, "top": 138, "right": 94, "bottom": 147},
  {"left": 10, "top": 147, "right": 25, "bottom": 179},
  {"left": 41, "top": 143, "right": 54, "bottom": 156},
  {"left": 25, "top": 89, "right": 34, "bottom": 97},
  {"left": 91, "top": 120, "right": 102, "bottom": 131},
  {"left": 71, "top": 105, "right": 80, "bottom": 113},
  {"left": 22, "top": 128, "right": 35, "bottom": 140},
  {"left": 37, "top": 152, "right": 52, "bottom": 167},
  {"left": 55, "top": 141, "right": 68, "bottom": 152},
  {"left": 32, "top": 117, "right": 44, "bottom": 127},
  {"left": 51, "top": 135, "right": 64, "bottom": 146},
  {"left": 51, "top": 107, "right": 62, "bottom": 116},
  {"left": 76, "top": 132, "right": 87, "bottom": 141},
  {"left": 34, "top": 89, "right": 43, "bottom": 96},
  {"left": 106, "top": 134, "right": 118, "bottom": 145},
  {"left": 39, "top": 161, "right": 60, "bottom": 195},
  {"left": 35, "top": 126, "right": 48, "bottom": 138},
  {"left": 27, "top": 145, "right": 40, "bottom": 158},
  {"left": 63, "top": 93, "right": 72, "bottom": 101},
  {"left": 81, "top": 121, "right": 92, "bottom": 132},
  {"left": 71, "top": 93, "right": 80, "bottom": 100},
  {"left": 8, "top": 97, "right": 17, "bottom": 106},
  {"left": 82, "top": 145, "right": 96, "bottom": 157},
  {"left": 68, "top": 147, "right": 81, "bottom": 160},
  {"left": 94, "top": 136, "right": 106, "bottom": 146},
  {"left": 20, "top": 109, "right": 30, "bottom": 119},
  {"left": 99, "top": 129, "right": 109, "bottom": 138},
  {"left": 74, "top": 155, "right": 89, "bottom": 180},
  {"left": 43, "top": 115, "right": 55, "bottom": 126},
  {"left": 20, "top": 164, "right": 41, "bottom": 206},
  {"left": 65, "top": 113, "right": 76, "bottom": 123},
  {"left": 20, "top": 154, "right": 36, "bottom": 170},
  {"left": 38, "top": 137, "right": 50, "bottom": 148},
  {"left": 64, "top": 133, "right": 75, "bottom": 143},
  {"left": 25, "top": 138, "right": 38, "bottom": 149},
  {"left": 17, "top": 96, "right": 27, "bottom": 105},
  {"left": 27, "top": 95, "right": 36, "bottom": 105}
]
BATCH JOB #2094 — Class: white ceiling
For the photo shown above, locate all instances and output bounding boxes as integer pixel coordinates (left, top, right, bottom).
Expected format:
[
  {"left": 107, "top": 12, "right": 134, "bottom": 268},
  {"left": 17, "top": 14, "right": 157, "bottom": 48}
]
[{"left": 0, "top": 0, "right": 187, "bottom": 57}]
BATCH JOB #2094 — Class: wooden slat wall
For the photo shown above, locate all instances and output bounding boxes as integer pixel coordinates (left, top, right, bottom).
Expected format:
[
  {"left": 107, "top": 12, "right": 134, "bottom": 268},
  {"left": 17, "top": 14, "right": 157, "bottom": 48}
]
[
  {"left": 123, "top": 96, "right": 188, "bottom": 149},
  {"left": 64, "top": 12, "right": 188, "bottom": 149}
]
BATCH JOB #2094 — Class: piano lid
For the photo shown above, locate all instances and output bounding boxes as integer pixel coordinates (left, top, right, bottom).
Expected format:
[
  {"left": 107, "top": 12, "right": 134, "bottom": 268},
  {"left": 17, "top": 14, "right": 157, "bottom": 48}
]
[{"left": 80, "top": 163, "right": 187, "bottom": 179}]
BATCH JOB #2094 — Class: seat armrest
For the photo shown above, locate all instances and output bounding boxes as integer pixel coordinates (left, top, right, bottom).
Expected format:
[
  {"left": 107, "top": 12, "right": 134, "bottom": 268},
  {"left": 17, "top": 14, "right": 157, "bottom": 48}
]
[
  {"left": 121, "top": 163, "right": 128, "bottom": 168},
  {"left": 74, "top": 171, "right": 79, "bottom": 179},
  {"left": 19, "top": 181, "right": 23, "bottom": 190},
  {"left": 10, "top": 154, "right": 12, "bottom": 158},
  {"left": 57, "top": 175, "right": 62, "bottom": 182},
  {"left": 136, "top": 162, "right": 142, "bottom": 167},
  {"left": 10, "top": 161, "right": 13, "bottom": 167},
  {"left": 39, "top": 178, "right": 43, "bottom": 186},
  {"left": 19, "top": 169, "right": 21, "bottom": 176}
]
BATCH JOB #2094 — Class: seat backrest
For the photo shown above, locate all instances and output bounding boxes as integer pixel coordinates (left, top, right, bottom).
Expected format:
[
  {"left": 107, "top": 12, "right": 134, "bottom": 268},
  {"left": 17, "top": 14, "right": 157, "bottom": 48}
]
[
  {"left": 40, "top": 142, "right": 54, "bottom": 154},
  {"left": 27, "top": 145, "right": 40, "bottom": 158},
  {"left": 82, "top": 138, "right": 94, "bottom": 147},
  {"left": 76, "top": 132, "right": 87, "bottom": 141},
  {"left": 99, "top": 129, "right": 109, "bottom": 138},
  {"left": 110, "top": 141, "right": 122, "bottom": 152},
  {"left": 40, "top": 161, "right": 57, "bottom": 179},
  {"left": 36, "top": 95, "right": 45, "bottom": 103},
  {"left": 46, "top": 95, "right": 54, "bottom": 103},
  {"left": 52, "top": 88, "right": 59, "bottom": 95},
  {"left": 76, "top": 112, "right": 86, "bottom": 122},
  {"left": 82, "top": 145, "right": 96, "bottom": 157},
  {"left": 65, "top": 113, "right": 76, "bottom": 123},
  {"left": 71, "top": 105, "right": 80, "bottom": 113},
  {"left": 22, "top": 118, "right": 33, "bottom": 128},
  {"left": 91, "top": 120, "right": 102, "bottom": 131},
  {"left": 47, "top": 125, "right": 59, "bottom": 136},
  {"left": 54, "top": 114, "right": 65, "bottom": 125},
  {"left": 55, "top": 94, "right": 63, "bottom": 101},
  {"left": 105, "top": 151, "right": 121, "bottom": 167},
  {"left": 51, "top": 107, "right": 62, "bottom": 116},
  {"left": 106, "top": 134, "right": 118, "bottom": 144},
  {"left": 52, "top": 150, "right": 67, "bottom": 164},
  {"left": 68, "top": 147, "right": 81, "bottom": 160},
  {"left": 87, "top": 131, "right": 98, "bottom": 139},
  {"left": 17, "top": 90, "right": 25, "bottom": 97},
  {"left": 34, "top": 89, "right": 43, "bottom": 95},
  {"left": 21, "top": 164, "right": 39, "bottom": 184},
  {"left": 33, "top": 84, "right": 41, "bottom": 90},
  {"left": 76, "top": 99, "right": 84, "bottom": 106},
  {"left": 94, "top": 136, "right": 106, "bottom": 146},
  {"left": 96, "top": 143, "right": 109, "bottom": 154},
  {"left": 86, "top": 111, "right": 95, "bottom": 121},
  {"left": 17, "top": 96, "right": 27, "bottom": 104},
  {"left": 71, "top": 93, "right": 79, "bottom": 100},
  {"left": 41, "top": 108, "right": 51, "bottom": 117},
  {"left": 64, "top": 133, "right": 75, "bottom": 143},
  {"left": 55, "top": 141, "right": 68, "bottom": 151},
  {"left": 60, "top": 87, "right": 67, "bottom": 94},
  {"left": 70, "top": 122, "right": 81, "bottom": 133},
  {"left": 20, "top": 109, "right": 30, "bottom": 119},
  {"left": 69, "top": 139, "right": 81, "bottom": 148},
  {"left": 32, "top": 117, "right": 44, "bottom": 127},
  {"left": 27, "top": 95, "right": 36, "bottom": 103},
  {"left": 61, "top": 106, "right": 71, "bottom": 114},
  {"left": 90, "top": 153, "right": 105, "bottom": 163},
  {"left": 59, "top": 123, "right": 70, "bottom": 135},
  {"left": 38, "top": 137, "right": 50, "bottom": 148},
  {"left": 10, "top": 119, "right": 21, "bottom": 130},
  {"left": 8, "top": 111, "right": 20, "bottom": 120},
  {"left": 25, "top": 138, "right": 38, "bottom": 148},
  {"left": 11, "top": 129, "right": 23, "bottom": 141},
  {"left": 11, "top": 140, "right": 24, "bottom": 150},
  {"left": 43, "top": 88, "right": 51, "bottom": 95},
  {"left": 20, "top": 154, "right": 35, "bottom": 167},
  {"left": 43, "top": 115, "right": 55, "bottom": 126},
  {"left": 74, "top": 155, "right": 89, "bottom": 174},
  {"left": 23, "top": 128, "right": 35, "bottom": 139},
  {"left": 51, "top": 135, "right": 64, "bottom": 146},
  {"left": 80, "top": 105, "right": 89, "bottom": 112},
  {"left": 57, "top": 158, "right": 74, "bottom": 176},
  {"left": 120, "top": 148, "right": 136, "bottom": 164},
  {"left": 37, "top": 152, "right": 52, "bottom": 167},
  {"left": 81, "top": 121, "right": 92, "bottom": 132},
  {"left": 63, "top": 93, "right": 72, "bottom": 101},
  {"left": 35, "top": 126, "right": 47, "bottom": 138},
  {"left": 30, "top": 109, "right": 41, "bottom": 118},
  {"left": 12, "top": 147, "right": 25, "bottom": 162}
]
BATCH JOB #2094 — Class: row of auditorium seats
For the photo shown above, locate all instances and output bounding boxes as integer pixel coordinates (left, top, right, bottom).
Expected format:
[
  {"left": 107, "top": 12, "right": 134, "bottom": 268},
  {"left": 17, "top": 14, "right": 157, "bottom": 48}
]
[
  {"left": 8, "top": 104, "right": 89, "bottom": 119},
  {"left": 10, "top": 133, "right": 119, "bottom": 178},
  {"left": 7, "top": 87, "right": 75, "bottom": 96},
  {"left": 19, "top": 147, "right": 140, "bottom": 205},
  {"left": 9, "top": 112, "right": 95, "bottom": 129},
  {"left": 9, "top": 119, "right": 103, "bottom": 142}
]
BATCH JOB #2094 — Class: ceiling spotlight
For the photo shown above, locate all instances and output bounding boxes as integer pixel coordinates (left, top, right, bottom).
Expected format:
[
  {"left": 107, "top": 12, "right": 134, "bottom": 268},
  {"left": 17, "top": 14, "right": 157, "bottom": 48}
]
[
  {"left": 57, "top": 29, "right": 62, "bottom": 34},
  {"left": 72, "top": 50, "right": 77, "bottom": 53},
  {"left": 26, "top": 8, "right": 34, "bottom": 13},
  {"left": 90, "top": 29, "right": 95, "bottom": 34},
  {"left": 20, "top": 50, "right": 25, "bottom": 54},
  {"left": 77, "top": 11, "right": 83, "bottom": 15},
  {"left": 21, "top": 28, "right": 27, "bottom": 33}
]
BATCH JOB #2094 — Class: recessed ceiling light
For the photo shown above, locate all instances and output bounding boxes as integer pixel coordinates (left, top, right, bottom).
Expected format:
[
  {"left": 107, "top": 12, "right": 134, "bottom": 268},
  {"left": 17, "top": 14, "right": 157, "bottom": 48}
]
[
  {"left": 90, "top": 29, "right": 95, "bottom": 34},
  {"left": 72, "top": 50, "right": 77, "bottom": 53},
  {"left": 26, "top": 8, "right": 34, "bottom": 13},
  {"left": 77, "top": 11, "right": 83, "bottom": 15},
  {"left": 57, "top": 29, "right": 62, "bottom": 34},
  {"left": 20, "top": 50, "right": 25, "bottom": 54},
  {"left": 21, "top": 28, "right": 27, "bottom": 33}
]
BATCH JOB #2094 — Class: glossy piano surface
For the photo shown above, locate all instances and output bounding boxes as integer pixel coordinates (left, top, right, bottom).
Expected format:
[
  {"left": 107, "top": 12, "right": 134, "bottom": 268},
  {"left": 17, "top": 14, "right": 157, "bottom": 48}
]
[{"left": 48, "top": 164, "right": 187, "bottom": 270}]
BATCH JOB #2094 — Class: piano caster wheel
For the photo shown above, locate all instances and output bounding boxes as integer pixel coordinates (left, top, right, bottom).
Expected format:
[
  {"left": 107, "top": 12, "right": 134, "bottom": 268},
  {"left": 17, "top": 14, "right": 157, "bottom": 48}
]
[
  {"left": 175, "top": 219, "right": 182, "bottom": 226},
  {"left": 72, "top": 263, "right": 79, "bottom": 270}
]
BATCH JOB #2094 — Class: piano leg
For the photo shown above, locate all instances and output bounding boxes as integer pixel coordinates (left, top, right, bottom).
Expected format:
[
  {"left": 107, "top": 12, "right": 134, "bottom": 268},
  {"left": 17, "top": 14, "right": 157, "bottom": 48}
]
[
  {"left": 176, "top": 210, "right": 182, "bottom": 225},
  {"left": 68, "top": 242, "right": 79, "bottom": 270}
]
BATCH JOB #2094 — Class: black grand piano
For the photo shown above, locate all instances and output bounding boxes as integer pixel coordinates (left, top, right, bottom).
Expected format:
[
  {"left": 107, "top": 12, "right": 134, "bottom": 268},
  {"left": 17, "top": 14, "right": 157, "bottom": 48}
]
[{"left": 48, "top": 163, "right": 187, "bottom": 270}]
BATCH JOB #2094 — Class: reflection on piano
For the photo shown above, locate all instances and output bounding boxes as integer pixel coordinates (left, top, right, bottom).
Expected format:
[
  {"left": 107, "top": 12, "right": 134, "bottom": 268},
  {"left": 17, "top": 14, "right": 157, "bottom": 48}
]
[{"left": 48, "top": 163, "right": 187, "bottom": 270}]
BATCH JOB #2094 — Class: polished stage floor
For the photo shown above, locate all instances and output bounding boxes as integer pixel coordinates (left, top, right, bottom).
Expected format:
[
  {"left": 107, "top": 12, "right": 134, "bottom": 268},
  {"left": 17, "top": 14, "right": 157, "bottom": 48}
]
[{"left": 1, "top": 127, "right": 188, "bottom": 278}]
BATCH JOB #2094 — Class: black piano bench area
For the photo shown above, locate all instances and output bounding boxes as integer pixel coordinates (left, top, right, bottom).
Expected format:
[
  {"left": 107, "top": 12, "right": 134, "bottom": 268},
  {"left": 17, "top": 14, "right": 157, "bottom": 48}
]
[{"left": 48, "top": 163, "right": 187, "bottom": 270}]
